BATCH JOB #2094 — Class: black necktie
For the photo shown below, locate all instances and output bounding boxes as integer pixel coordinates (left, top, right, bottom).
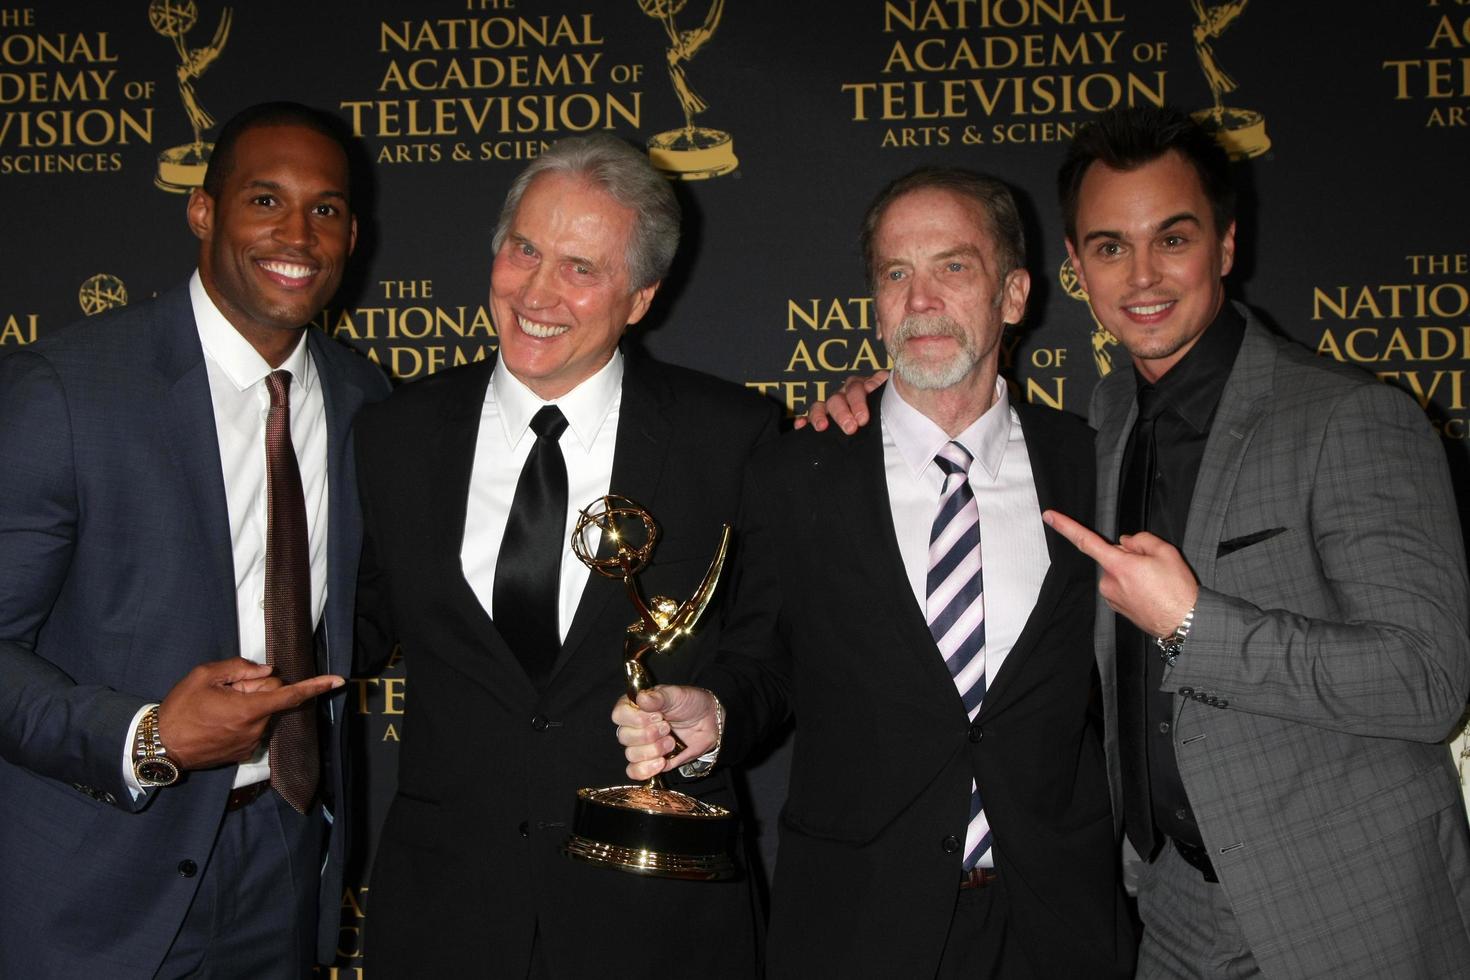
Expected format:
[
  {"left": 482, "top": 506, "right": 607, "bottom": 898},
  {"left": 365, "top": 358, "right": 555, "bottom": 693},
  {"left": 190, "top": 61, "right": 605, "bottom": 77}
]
[
  {"left": 1115, "top": 385, "right": 1161, "bottom": 858},
  {"left": 493, "top": 406, "right": 569, "bottom": 684},
  {"left": 263, "top": 370, "right": 318, "bottom": 814}
]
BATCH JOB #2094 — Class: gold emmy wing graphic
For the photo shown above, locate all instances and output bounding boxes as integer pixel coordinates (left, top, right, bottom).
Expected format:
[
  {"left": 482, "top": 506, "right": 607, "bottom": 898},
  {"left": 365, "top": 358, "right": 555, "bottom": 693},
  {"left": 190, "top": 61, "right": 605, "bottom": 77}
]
[
  {"left": 1059, "top": 258, "right": 1119, "bottom": 378},
  {"left": 78, "top": 274, "right": 129, "bottom": 316},
  {"left": 1189, "top": 0, "right": 1270, "bottom": 159},
  {"left": 640, "top": 0, "right": 738, "bottom": 179},
  {"left": 561, "top": 494, "right": 738, "bottom": 880},
  {"left": 149, "top": 0, "right": 232, "bottom": 192}
]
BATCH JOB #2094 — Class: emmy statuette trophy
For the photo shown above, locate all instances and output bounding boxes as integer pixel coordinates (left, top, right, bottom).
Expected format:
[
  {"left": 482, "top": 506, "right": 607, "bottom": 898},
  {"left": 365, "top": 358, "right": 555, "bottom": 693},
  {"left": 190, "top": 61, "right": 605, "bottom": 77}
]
[
  {"left": 561, "top": 495, "right": 738, "bottom": 880},
  {"left": 1058, "top": 257, "right": 1120, "bottom": 378},
  {"left": 148, "top": 0, "right": 232, "bottom": 192},
  {"left": 1189, "top": 0, "right": 1271, "bottom": 159},
  {"left": 639, "top": 0, "right": 739, "bottom": 180}
]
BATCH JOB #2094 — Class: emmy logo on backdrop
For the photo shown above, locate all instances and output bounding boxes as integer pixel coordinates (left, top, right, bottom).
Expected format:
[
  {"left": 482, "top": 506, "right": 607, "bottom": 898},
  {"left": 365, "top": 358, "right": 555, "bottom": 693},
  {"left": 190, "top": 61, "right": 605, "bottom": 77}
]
[
  {"left": 78, "top": 275, "right": 129, "bottom": 317},
  {"left": 640, "top": 0, "right": 739, "bottom": 180},
  {"left": 1189, "top": 0, "right": 1271, "bottom": 159},
  {"left": 1059, "top": 258, "right": 1120, "bottom": 378},
  {"left": 561, "top": 494, "right": 739, "bottom": 880},
  {"left": 149, "top": 0, "right": 232, "bottom": 192}
]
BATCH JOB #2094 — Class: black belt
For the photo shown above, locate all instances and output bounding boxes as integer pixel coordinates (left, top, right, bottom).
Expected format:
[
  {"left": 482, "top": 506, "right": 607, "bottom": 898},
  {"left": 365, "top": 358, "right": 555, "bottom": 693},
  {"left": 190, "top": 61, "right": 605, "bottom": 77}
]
[
  {"left": 1171, "top": 837, "right": 1218, "bottom": 883},
  {"left": 225, "top": 781, "right": 270, "bottom": 812},
  {"left": 959, "top": 866, "right": 998, "bottom": 890}
]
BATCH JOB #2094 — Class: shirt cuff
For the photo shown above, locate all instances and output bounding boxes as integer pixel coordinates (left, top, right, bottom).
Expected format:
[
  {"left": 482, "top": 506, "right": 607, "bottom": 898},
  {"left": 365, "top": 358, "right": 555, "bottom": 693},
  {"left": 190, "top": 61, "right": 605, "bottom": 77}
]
[{"left": 122, "top": 702, "right": 158, "bottom": 801}]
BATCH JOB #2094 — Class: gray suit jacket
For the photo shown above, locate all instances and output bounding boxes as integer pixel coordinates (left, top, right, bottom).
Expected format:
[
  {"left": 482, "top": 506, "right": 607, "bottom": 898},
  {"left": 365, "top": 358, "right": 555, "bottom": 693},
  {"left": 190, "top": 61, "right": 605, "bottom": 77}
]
[
  {"left": 0, "top": 283, "right": 389, "bottom": 975},
  {"left": 1091, "top": 307, "right": 1470, "bottom": 978}
]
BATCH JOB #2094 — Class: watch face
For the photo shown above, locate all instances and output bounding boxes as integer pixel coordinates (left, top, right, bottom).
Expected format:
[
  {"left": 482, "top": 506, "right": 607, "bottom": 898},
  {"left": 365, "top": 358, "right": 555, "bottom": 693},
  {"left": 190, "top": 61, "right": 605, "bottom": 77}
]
[{"left": 136, "top": 758, "right": 180, "bottom": 786}]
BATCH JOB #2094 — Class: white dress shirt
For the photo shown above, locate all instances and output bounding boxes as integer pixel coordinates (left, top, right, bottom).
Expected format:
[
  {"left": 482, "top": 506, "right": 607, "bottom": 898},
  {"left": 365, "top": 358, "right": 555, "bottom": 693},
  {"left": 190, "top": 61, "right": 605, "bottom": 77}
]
[
  {"left": 124, "top": 271, "right": 329, "bottom": 795},
  {"left": 461, "top": 353, "right": 623, "bottom": 641},
  {"left": 881, "top": 377, "right": 1050, "bottom": 693}
]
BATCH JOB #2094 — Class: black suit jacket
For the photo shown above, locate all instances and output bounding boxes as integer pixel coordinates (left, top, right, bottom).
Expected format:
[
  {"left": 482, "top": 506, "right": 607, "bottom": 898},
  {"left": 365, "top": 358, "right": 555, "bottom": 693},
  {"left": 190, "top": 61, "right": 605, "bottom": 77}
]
[
  {"left": 354, "top": 349, "right": 778, "bottom": 977},
  {"left": 701, "top": 390, "right": 1134, "bottom": 978}
]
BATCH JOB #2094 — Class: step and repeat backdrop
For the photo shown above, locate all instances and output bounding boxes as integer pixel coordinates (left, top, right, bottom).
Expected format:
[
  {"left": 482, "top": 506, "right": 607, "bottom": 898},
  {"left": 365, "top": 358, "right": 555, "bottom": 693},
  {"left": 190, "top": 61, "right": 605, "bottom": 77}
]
[{"left": 3, "top": 1, "right": 1468, "bottom": 974}]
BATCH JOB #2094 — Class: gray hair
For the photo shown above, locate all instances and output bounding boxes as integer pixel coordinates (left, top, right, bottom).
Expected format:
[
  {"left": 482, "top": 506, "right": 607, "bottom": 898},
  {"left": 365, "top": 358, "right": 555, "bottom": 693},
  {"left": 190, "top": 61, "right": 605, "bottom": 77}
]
[
  {"left": 860, "top": 168, "right": 1027, "bottom": 292},
  {"left": 491, "top": 134, "right": 680, "bottom": 290}
]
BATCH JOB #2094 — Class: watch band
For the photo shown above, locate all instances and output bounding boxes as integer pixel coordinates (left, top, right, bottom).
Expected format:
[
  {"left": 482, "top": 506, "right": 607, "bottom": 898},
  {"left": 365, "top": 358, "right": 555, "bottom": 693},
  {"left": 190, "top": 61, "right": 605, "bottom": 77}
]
[
  {"left": 1155, "top": 605, "right": 1195, "bottom": 668},
  {"left": 132, "top": 704, "right": 180, "bottom": 788}
]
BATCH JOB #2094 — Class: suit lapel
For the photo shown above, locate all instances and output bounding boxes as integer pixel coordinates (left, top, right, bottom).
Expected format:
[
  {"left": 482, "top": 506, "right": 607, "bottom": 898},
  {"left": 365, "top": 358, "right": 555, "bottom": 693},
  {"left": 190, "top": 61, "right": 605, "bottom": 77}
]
[
  {"left": 555, "top": 353, "right": 673, "bottom": 678},
  {"left": 437, "top": 360, "right": 498, "bottom": 623},
  {"left": 1092, "top": 369, "right": 1137, "bottom": 542},
  {"left": 307, "top": 329, "right": 369, "bottom": 676},
  {"left": 1182, "top": 316, "right": 1275, "bottom": 585},
  {"left": 837, "top": 391, "right": 962, "bottom": 697},
  {"left": 981, "top": 403, "right": 1078, "bottom": 714},
  {"left": 152, "top": 286, "right": 238, "bottom": 657}
]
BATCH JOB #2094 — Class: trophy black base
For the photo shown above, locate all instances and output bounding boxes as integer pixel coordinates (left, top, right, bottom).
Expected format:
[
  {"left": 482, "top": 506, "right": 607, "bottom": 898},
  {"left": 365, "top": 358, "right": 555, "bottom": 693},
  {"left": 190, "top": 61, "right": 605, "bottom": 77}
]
[{"left": 562, "top": 784, "right": 737, "bottom": 881}]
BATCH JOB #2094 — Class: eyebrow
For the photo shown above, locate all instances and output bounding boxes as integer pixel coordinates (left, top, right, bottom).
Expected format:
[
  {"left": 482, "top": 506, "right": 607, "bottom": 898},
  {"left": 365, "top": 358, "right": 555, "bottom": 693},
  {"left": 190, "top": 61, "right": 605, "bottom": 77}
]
[
  {"left": 1081, "top": 211, "right": 1200, "bottom": 245},
  {"left": 244, "top": 178, "right": 348, "bottom": 203},
  {"left": 508, "top": 232, "right": 600, "bottom": 272},
  {"left": 876, "top": 243, "right": 986, "bottom": 272}
]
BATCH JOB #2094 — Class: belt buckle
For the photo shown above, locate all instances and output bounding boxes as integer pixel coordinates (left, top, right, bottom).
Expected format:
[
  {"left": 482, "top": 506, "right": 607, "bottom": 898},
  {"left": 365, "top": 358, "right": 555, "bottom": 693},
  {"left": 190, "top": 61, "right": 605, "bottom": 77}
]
[{"left": 959, "top": 866, "right": 998, "bottom": 890}]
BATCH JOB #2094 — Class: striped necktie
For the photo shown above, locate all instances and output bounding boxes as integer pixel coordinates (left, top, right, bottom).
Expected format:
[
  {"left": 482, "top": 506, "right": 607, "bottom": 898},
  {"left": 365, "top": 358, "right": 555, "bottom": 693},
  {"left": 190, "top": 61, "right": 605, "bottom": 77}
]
[{"left": 928, "top": 441, "right": 990, "bottom": 870}]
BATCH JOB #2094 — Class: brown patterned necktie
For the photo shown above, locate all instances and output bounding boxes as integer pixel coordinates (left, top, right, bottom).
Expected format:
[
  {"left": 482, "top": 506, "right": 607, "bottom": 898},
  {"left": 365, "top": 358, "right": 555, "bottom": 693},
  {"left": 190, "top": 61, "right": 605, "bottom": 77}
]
[{"left": 264, "top": 369, "right": 318, "bottom": 814}]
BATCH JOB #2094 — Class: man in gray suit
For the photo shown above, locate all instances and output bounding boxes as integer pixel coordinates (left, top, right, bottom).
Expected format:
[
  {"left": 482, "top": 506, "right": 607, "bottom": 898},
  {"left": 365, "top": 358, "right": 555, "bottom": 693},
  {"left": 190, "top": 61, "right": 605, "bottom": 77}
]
[{"left": 1042, "top": 106, "right": 1470, "bottom": 977}]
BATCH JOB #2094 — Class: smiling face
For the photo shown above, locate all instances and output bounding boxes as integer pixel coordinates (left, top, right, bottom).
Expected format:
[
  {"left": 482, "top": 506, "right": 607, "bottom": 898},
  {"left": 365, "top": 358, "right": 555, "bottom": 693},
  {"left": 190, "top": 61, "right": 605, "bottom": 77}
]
[
  {"left": 873, "top": 187, "right": 1029, "bottom": 399},
  {"left": 1064, "top": 150, "right": 1235, "bottom": 383},
  {"left": 490, "top": 172, "right": 658, "bottom": 400},
  {"left": 188, "top": 123, "right": 356, "bottom": 366}
]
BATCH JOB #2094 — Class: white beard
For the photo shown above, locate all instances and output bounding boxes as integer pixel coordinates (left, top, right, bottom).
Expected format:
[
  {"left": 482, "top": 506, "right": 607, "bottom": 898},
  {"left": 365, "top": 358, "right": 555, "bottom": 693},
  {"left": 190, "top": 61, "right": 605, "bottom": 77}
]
[{"left": 887, "top": 314, "right": 979, "bottom": 390}]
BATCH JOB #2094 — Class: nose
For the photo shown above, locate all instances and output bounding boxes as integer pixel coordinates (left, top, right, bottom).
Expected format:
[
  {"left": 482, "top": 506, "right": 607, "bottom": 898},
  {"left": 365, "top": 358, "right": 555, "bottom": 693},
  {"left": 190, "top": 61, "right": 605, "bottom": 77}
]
[
  {"left": 905, "top": 269, "right": 941, "bottom": 315},
  {"left": 1128, "top": 247, "right": 1161, "bottom": 289},
  {"left": 519, "top": 259, "right": 557, "bottom": 311},
  {"left": 273, "top": 206, "right": 314, "bottom": 249}
]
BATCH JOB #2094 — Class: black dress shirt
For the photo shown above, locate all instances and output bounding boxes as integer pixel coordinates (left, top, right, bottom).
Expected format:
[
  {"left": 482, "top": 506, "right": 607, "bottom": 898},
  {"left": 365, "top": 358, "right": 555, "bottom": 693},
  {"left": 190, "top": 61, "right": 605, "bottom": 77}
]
[{"left": 1119, "top": 301, "right": 1245, "bottom": 852}]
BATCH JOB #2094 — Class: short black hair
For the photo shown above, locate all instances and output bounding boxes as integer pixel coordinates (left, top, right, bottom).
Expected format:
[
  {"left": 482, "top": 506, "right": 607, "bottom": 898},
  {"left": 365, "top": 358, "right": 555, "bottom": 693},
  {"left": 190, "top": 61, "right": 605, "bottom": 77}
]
[
  {"left": 860, "top": 168, "right": 1026, "bottom": 290},
  {"left": 201, "top": 102, "right": 353, "bottom": 202},
  {"left": 1057, "top": 105, "right": 1235, "bottom": 244}
]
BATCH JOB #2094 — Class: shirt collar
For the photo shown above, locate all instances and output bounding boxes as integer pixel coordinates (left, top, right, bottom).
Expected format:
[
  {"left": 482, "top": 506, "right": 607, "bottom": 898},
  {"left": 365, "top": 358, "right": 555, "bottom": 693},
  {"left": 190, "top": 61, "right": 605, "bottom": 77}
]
[
  {"left": 1136, "top": 299, "right": 1245, "bottom": 433},
  {"left": 491, "top": 350, "right": 624, "bottom": 450},
  {"left": 189, "top": 270, "right": 315, "bottom": 394},
  {"left": 882, "top": 374, "right": 1013, "bottom": 484}
]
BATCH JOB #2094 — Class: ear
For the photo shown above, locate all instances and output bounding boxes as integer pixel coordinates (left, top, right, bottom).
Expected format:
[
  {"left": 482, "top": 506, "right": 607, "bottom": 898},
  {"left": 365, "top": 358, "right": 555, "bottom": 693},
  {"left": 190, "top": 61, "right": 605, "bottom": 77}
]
[
  {"left": 1001, "top": 267, "right": 1031, "bottom": 325},
  {"left": 186, "top": 187, "right": 214, "bottom": 242},
  {"left": 1218, "top": 221, "right": 1236, "bottom": 278},
  {"left": 625, "top": 281, "right": 660, "bottom": 327},
  {"left": 348, "top": 214, "right": 359, "bottom": 256},
  {"left": 1063, "top": 239, "right": 1087, "bottom": 295}
]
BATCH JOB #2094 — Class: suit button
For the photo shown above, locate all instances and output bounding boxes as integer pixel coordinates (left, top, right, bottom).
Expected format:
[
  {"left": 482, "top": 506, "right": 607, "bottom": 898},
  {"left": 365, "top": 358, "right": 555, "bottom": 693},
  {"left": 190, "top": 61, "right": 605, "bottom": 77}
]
[
  {"left": 941, "top": 835, "right": 961, "bottom": 854},
  {"left": 177, "top": 860, "right": 197, "bottom": 878},
  {"left": 968, "top": 723, "right": 982, "bottom": 743},
  {"left": 518, "top": 821, "right": 529, "bottom": 838},
  {"left": 1216, "top": 700, "right": 1229, "bottom": 708},
  {"left": 1157, "top": 721, "right": 1170, "bottom": 734},
  {"left": 530, "top": 714, "right": 550, "bottom": 731},
  {"left": 1178, "top": 687, "right": 1194, "bottom": 697},
  {"left": 1174, "top": 808, "right": 1188, "bottom": 821}
]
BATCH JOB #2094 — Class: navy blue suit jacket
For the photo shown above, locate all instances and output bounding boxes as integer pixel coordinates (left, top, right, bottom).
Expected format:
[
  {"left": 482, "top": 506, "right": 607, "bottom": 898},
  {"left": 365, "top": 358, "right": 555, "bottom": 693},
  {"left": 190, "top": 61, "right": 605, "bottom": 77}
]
[{"left": 0, "top": 283, "right": 389, "bottom": 976}]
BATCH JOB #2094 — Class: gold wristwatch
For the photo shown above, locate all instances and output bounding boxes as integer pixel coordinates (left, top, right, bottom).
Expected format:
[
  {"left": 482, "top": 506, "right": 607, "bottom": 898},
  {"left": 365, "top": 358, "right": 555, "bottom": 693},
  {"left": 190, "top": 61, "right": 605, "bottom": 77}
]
[{"left": 132, "top": 705, "right": 180, "bottom": 788}]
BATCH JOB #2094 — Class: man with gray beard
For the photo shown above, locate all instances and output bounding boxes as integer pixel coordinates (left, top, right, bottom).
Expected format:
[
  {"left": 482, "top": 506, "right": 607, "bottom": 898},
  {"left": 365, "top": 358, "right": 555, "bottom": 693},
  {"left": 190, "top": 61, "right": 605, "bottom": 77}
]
[{"left": 612, "top": 169, "right": 1134, "bottom": 978}]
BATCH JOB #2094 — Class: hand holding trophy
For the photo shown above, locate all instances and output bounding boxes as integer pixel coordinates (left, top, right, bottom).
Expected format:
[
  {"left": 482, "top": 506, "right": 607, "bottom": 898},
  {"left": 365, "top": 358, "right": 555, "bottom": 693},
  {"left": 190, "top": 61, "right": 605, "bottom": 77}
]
[{"left": 561, "top": 494, "right": 738, "bottom": 880}]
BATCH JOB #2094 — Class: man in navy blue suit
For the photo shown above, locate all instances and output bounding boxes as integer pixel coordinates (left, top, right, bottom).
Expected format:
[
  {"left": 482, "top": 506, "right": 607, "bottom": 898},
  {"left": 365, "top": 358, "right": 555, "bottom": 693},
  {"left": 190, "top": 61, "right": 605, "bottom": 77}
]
[{"left": 0, "top": 102, "right": 389, "bottom": 977}]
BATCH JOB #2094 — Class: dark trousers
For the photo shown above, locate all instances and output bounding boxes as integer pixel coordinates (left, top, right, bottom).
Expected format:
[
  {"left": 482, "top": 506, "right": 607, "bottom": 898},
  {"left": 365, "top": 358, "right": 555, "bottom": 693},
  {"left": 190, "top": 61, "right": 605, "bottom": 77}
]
[
  {"left": 156, "top": 789, "right": 320, "bottom": 979},
  {"left": 936, "top": 875, "right": 1036, "bottom": 980}
]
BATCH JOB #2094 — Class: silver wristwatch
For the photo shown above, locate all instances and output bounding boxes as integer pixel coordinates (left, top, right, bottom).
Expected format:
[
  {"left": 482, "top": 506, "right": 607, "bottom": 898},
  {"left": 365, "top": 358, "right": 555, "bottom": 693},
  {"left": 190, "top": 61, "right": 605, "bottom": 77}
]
[{"left": 1155, "top": 606, "right": 1195, "bottom": 667}]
